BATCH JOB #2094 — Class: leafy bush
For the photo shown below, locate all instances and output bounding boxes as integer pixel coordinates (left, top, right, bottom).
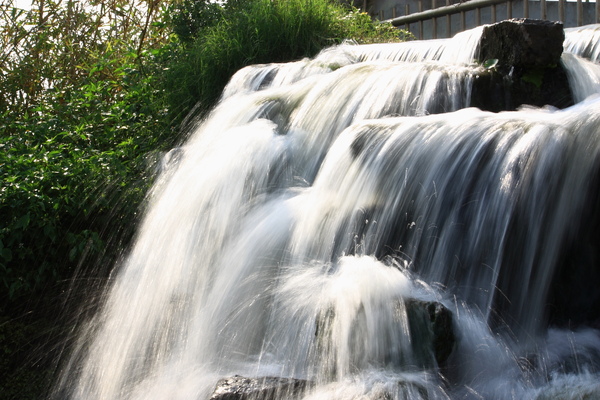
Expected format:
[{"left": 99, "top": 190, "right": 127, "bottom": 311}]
[
  {"left": 1, "top": 1, "right": 174, "bottom": 396},
  {"left": 167, "top": 0, "right": 224, "bottom": 43},
  {"left": 0, "top": 0, "right": 173, "bottom": 309},
  {"left": 0, "top": 0, "right": 410, "bottom": 326},
  {"left": 0, "top": 0, "right": 411, "bottom": 310}
]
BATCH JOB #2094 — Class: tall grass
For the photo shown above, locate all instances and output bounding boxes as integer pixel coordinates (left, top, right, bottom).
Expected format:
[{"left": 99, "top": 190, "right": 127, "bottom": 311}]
[{"left": 163, "top": 0, "right": 409, "bottom": 125}]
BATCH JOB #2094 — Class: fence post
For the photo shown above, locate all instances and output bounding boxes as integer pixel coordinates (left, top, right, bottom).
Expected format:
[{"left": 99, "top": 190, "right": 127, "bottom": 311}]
[
  {"left": 446, "top": 0, "right": 451, "bottom": 37},
  {"left": 524, "top": 0, "right": 529, "bottom": 18},
  {"left": 432, "top": 0, "right": 438, "bottom": 38},
  {"left": 577, "top": 0, "right": 583, "bottom": 26},
  {"left": 540, "top": 0, "right": 546, "bottom": 20},
  {"left": 419, "top": 0, "right": 424, "bottom": 39},
  {"left": 559, "top": 0, "right": 565, "bottom": 23},
  {"left": 508, "top": 0, "right": 512, "bottom": 18}
]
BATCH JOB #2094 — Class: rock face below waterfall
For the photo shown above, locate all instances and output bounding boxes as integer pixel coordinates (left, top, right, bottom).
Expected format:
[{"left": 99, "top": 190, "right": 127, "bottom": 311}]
[
  {"left": 210, "top": 376, "right": 308, "bottom": 400},
  {"left": 471, "top": 18, "right": 574, "bottom": 111},
  {"left": 315, "top": 299, "right": 456, "bottom": 371},
  {"left": 405, "top": 299, "right": 456, "bottom": 368},
  {"left": 212, "top": 301, "right": 456, "bottom": 400}
]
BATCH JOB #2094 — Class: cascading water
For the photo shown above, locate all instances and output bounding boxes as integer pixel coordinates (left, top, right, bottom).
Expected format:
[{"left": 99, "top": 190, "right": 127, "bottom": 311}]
[
  {"left": 565, "top": 24, "right": 600, "bottom": 63},
  {"left": 55, "top": 23, "right": 600, "bottom": 400}
]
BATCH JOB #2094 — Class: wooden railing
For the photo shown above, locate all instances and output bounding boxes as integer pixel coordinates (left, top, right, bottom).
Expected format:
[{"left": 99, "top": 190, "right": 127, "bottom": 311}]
[{"left": 378, "top": 0, "right": 600, "bottom": 39}]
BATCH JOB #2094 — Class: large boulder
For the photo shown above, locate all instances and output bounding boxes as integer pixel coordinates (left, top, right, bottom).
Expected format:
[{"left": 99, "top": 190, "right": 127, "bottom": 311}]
[
  {"left": 470, "top": 19, "right": 574, "bottom": 111},
  {"left": 478, "top": 18, "right": 564, "bottom": 69}
]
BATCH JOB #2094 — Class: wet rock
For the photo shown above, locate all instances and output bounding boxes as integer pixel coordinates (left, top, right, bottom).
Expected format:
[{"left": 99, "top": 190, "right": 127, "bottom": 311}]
[
  {"left": 209, "top": 375, "right": 308, "bottom": 400},
  {"left": 479, "top": 19, "right": 564, "bottom": 69},
  {"left": 471, "top": 19, "right": 574, "bottom": 111},
  {"left": 469, "top": 64, "right": 574, "bottom": 111},
  {"left": 391, "top": 380, "right": 431, "bottom": 400},
  {"left": 547, "top": 168, "right": 600, "bottom": 329},
  {"left": 367, "top": 380, "right": 431, "bottom": 400},
  {"left": 404, "top": 299, "right": 456, "bottom": 368},
  {"left": 314, "top": 298, "right": 456, "bottom": 371}
]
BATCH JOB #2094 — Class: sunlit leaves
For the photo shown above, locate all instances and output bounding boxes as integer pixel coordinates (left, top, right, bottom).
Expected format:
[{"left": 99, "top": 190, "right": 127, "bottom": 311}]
[{"left": 0, "top": 0, "right": 173, "bottom": 306}]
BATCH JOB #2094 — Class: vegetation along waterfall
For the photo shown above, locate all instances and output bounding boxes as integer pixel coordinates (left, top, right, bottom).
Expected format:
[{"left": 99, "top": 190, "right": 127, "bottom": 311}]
[{"left": 54, "top": 21, "right": 600, "bottom": 400}]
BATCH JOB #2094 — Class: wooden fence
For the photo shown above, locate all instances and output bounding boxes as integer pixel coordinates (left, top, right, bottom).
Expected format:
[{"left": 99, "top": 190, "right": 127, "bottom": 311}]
[{"left": 373, "top": 0, "right": 600, "bottom": 39}]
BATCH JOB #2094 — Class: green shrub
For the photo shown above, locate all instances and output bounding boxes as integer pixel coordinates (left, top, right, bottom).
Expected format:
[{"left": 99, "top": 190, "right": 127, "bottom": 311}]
[
  {"left": 0, "top": 0, "right": 174, "bottom": 310},
  {"left": 0, "top": 2, "right": 175, "bottom": 395},
  {"left": 0, "top": 0, "right": 411, "bottom": 320},
  {"left": 162, "top": 0, "right": 412, "bottom": 125}
]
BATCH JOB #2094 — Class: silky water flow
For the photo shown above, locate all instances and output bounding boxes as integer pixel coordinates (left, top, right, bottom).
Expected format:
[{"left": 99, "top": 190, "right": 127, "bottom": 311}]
[{"left": 54, "top": 24, "right": 600, "bottom": 400}]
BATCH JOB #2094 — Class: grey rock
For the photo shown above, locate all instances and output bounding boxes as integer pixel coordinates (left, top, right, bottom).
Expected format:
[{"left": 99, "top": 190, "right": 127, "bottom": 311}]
[
  {"left": 478, "top": 18, "right": 564, "bottom": 69},
  {"left": 471, "top": 19, "right": 574, "bottom": 111},
  {"left": 209, "top": 375, "right": 308, "bottom": 400}
]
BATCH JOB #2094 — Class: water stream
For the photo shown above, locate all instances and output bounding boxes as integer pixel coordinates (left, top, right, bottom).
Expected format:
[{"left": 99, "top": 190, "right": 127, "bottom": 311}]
[{"left": 55, "top": 24, "right": 600, "bottom": 400}]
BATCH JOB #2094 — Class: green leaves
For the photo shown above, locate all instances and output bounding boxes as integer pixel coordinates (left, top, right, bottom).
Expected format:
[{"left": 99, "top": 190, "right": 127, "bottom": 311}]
[
  {"left": 483, "top": 58, "right": 499, "bottom": 70},
  {"left": 0, "top": 0, "right": 174, "bottom": 307},
  {"left": 0, "top": 1, "right": 176, "bottom": 398},
  {"left": 0, "top": 240, "right": 12, "bottom": 264}
]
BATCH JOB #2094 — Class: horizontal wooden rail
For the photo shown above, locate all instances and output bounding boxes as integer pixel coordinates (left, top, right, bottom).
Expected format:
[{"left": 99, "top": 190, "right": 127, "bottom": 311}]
[
  {"left": 381, "top": 0, "right": 600, "bottom": 39},
  {"left": 386, "top": 0, "right": 511, "bottom": 26}
]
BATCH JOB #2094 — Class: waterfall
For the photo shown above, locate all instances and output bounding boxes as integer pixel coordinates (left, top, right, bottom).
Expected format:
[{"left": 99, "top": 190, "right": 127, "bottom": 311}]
[
  {"left": 55, "top": 24, "right": 600, "bottom": 400},
  {"left": 565, "top": 24, "right": 600, "bottom": 63}
]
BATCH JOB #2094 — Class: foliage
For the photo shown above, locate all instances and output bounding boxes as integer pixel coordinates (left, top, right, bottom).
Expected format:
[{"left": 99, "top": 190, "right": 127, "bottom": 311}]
[
  {"left": 166, "top": 0, "right": 223, "bottom": 43},
  {"left": 162, "top": 0, "right": 412, "bottom": 125},
  {"left": 337, "top": 7, "right": 414, "bottom": 44},
  {"left": 0, "top": 1, "right": 175, "bottom": 397},
  {"left": 0, "top": 0, "right": 411, "bottom": 310},
  {"left": 0, "top": 0, "right": 173, "bottom": 309},
  {"left": 0, "top": 315, "right": 56, "bottom": 399}
]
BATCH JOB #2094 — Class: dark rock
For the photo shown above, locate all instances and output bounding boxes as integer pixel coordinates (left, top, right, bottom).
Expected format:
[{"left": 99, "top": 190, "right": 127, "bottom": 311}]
[
  {"left": 547, "top": 165, "right": 600, "bottom": 329},
  {"left": 471, "top": 19, "right": 574, "bottom": 111},
  {"left": 372, "top": 380, "right": 431, "bottom": 400},
  {"left": 479, "top": 19, "right": 564, "bottom": 70},
  {"left": 469, "top": 66, "right": 574, "bottom": 111},
  {"left": 404, "top": 299, "right": 456, "bottom": 368},
  {"left": 314, "top": 298, "right": 456, "bottom": 371},
  {"left": 210, "top": 375, "right": 308, "bottom": 400}
]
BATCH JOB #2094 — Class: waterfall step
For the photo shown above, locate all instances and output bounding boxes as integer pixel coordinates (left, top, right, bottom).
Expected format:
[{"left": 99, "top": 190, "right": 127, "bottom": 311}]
[{"left": 479, "top": 19, "right": 564, "bottom": 69}]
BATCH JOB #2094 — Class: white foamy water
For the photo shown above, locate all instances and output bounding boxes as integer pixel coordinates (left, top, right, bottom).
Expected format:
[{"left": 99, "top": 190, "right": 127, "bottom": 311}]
[{"left": 54, "top": 25, "right": 600, "bottom": 400}]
